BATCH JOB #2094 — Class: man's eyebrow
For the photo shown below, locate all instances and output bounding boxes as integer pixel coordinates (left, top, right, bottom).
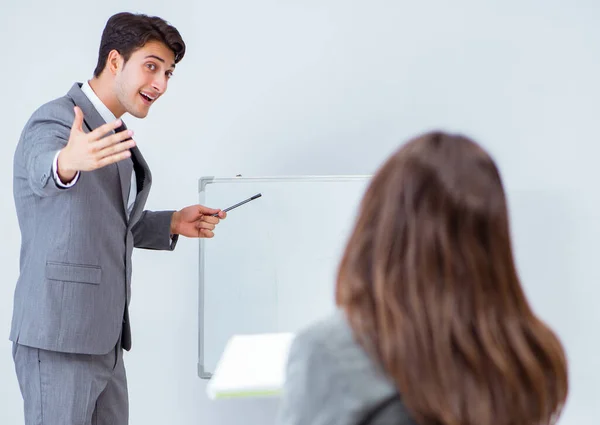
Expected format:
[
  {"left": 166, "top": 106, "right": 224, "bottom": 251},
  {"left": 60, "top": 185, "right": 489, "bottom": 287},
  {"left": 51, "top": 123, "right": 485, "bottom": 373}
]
[{"left": 144, "top": 55, "right": 176, "bottom": 68}]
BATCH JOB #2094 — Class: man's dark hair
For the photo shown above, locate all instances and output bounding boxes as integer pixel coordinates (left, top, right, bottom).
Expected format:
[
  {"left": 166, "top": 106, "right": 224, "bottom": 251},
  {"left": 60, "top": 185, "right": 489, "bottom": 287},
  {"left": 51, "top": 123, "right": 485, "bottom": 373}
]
[{"left": 93, "top": 12, "right": 186, "bottom": 77}]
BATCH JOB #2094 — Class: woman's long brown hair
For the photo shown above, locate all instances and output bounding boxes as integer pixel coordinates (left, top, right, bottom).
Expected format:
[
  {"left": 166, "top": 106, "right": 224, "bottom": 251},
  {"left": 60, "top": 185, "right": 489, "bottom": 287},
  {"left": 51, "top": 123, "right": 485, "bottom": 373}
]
[{"left": 336, "top": 132, "right": 568, "bottom": 425}]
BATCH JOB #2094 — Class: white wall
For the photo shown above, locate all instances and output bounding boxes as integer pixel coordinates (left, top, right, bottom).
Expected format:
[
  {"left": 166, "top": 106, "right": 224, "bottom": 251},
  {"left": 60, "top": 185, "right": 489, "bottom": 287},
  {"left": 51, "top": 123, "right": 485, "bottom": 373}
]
[{"left": 1, "top": 1, "right": 599, "bottom": 424}]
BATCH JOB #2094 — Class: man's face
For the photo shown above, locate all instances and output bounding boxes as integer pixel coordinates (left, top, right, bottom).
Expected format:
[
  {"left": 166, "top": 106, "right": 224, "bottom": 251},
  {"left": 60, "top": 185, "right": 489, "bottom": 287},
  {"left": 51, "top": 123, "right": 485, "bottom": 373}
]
[{"left": 114, "top": 40, "right": 176, "bottom": 119}]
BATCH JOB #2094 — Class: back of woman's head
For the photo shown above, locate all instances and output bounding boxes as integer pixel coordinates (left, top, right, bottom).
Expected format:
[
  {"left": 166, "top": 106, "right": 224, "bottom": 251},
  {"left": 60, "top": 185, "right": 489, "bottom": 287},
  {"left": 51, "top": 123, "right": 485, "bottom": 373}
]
[{"left": 335, "top": 131, "right": 568, "bottom": 425}]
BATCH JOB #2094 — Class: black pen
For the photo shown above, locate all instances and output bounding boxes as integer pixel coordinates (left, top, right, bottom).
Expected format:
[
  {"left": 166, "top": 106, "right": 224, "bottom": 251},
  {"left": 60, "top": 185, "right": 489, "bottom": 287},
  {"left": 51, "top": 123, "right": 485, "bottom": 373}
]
[{"left": 211, "top": 193, "right": 262, "bottom": 216}]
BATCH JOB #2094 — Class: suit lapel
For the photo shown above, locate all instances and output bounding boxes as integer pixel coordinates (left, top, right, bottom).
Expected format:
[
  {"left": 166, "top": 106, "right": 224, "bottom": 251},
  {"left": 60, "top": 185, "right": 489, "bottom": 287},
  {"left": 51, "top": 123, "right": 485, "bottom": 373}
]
[
  {"left": 67, "top": 83, "right": 133, "bottom": 218},
  {"left": 67, "top": 83, "right": 105, "bottom": 134}
]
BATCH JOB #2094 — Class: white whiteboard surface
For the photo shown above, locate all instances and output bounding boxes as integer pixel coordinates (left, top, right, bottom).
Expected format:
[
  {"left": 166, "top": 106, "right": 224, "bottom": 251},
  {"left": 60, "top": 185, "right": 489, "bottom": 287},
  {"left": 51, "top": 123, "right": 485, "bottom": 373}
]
[{"left": 198, "top": 175, "right": 370, "bottom": 378}]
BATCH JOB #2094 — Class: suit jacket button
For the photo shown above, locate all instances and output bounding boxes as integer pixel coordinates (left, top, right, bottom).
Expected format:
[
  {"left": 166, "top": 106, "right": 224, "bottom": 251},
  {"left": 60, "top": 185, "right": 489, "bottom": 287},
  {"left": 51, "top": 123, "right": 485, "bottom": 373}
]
[{"left": 41, "top": 174, "right": 47, "bottom": 183}]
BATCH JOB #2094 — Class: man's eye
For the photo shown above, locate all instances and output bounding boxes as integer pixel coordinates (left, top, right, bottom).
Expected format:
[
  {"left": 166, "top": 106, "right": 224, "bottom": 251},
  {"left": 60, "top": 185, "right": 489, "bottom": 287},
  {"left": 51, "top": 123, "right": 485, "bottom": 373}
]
[
  {"left": 146, "top": 63, "right": 156, "bottom": 71},
  {"left": 166, "top": 71, "right": 174, "bottom": 79}
]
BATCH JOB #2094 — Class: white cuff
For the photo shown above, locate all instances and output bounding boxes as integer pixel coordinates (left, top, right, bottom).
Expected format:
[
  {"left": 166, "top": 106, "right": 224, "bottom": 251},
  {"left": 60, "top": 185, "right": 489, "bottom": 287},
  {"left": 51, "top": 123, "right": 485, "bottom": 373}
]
[{"left": 52, "top": 150, "right": 80, "bottom": 188}]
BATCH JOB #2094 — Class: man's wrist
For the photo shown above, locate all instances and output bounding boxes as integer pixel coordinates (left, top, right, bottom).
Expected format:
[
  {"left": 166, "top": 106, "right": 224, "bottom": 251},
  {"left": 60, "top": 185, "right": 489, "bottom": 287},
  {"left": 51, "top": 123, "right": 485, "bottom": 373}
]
[
  {"left": 53, "top": 149, "right": 79, "bottom": 188},
  {"left": 56, "top": 148, "right": 77, "bottom": 183},
  {"left": 170, "top": 211, "right": 179, "bottom": 235}
]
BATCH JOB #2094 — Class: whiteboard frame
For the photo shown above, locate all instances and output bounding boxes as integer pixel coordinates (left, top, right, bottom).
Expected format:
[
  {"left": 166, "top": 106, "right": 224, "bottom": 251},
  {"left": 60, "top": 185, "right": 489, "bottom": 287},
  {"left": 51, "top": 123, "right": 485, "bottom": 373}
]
[{"left": 197, "top": 175, "right": 371, "bottom": 379}]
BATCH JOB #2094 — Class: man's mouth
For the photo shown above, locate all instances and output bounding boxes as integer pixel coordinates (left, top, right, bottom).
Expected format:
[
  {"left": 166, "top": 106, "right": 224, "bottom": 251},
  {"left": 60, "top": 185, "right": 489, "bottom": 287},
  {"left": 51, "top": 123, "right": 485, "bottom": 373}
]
[{"left": 139, "top": 92, "right": 156, "bottom": 104}]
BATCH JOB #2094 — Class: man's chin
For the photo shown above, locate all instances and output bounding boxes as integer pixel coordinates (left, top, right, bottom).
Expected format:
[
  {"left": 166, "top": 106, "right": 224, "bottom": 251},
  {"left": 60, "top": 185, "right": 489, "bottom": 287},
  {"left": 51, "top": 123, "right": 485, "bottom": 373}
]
[{"left": 129, "top": 108, "right": 149, "bottom": 119}]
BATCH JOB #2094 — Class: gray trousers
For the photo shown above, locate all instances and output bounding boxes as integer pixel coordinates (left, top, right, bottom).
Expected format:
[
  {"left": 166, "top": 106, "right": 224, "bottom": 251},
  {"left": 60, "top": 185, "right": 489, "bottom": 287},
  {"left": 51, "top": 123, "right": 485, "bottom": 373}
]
[{"left": 12, "top": 339, "right": 127, "bottom": 425}]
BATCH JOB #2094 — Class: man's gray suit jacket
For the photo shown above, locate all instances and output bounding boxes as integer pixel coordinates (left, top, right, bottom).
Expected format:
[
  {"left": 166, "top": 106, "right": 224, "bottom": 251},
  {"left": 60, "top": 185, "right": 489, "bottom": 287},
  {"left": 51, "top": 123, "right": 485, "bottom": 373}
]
[{"left": 10, "top": 82, "right": 178, "bottom": 355}]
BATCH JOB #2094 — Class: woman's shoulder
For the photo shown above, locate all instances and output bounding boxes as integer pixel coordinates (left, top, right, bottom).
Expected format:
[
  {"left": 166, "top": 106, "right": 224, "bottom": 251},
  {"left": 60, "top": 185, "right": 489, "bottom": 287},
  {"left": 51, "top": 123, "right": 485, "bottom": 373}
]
[
  {"left": 284, "top": 311, "right": 415, "bottom": 424},
  {"left": 292, "top": 310, "right": 385, "bottom": 378},
  {"left": 290, "top": 311, "right": 394, "bottom": 397},
  {"left": 293, "top": 310, "right": 354, "bottom": 350}
]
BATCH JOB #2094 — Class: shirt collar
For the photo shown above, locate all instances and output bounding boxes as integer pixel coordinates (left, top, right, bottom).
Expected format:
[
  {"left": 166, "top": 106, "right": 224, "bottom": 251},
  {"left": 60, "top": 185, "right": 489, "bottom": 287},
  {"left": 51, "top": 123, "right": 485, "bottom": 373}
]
[{"left": 80, "top": 80, "right": 118, "bottom": 125}]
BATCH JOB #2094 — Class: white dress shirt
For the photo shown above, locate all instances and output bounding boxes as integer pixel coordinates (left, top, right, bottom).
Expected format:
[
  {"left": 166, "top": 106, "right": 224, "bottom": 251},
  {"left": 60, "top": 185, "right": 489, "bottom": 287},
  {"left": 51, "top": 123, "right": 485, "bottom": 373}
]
[{"left": 52, "top": 81, "right": 137, "bottom": 219}]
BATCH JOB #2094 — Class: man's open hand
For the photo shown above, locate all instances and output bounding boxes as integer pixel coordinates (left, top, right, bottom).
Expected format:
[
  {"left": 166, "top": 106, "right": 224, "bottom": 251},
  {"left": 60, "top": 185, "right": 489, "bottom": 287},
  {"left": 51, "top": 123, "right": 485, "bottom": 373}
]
[{"left": 57, "top": 106, "right": 136, "bottom": 182}]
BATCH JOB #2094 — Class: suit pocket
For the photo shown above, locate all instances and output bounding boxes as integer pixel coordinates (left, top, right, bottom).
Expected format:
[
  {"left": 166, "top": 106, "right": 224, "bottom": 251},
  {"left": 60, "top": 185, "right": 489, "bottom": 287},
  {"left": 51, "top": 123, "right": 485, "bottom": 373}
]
[{"left": 45, "top": 261, "right": 102, "bottom": 285}]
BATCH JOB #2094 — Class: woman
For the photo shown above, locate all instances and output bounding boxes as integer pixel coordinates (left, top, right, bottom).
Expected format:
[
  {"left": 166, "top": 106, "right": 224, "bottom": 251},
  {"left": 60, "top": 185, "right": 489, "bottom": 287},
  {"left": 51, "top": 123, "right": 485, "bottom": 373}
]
[{"left": 277, "top": 131, "right": 568, "bottom": 425}]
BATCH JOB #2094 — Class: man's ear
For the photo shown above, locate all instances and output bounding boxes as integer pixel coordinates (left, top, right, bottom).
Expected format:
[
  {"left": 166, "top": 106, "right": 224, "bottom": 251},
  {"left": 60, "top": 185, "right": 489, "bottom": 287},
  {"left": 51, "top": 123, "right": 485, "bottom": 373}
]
[{"left": 106, "top": 49, "right": 123, "bottom": 75}]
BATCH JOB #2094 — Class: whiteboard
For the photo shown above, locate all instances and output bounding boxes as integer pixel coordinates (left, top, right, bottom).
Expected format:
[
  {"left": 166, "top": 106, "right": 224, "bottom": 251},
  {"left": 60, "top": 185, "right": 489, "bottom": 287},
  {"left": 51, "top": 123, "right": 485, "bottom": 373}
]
[{"left": 197, "top": 175, "right": 371, "bottom": 378}]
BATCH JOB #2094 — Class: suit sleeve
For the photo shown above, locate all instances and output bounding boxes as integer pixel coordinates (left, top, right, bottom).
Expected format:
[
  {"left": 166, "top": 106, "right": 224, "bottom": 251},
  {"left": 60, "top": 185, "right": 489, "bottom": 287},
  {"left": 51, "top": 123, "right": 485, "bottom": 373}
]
[
  {"left": 131, "top": 210, "right": 178, "bottom": 250},
  {"left": 22, "top": 109, "right": 78, "bottom": 197}
]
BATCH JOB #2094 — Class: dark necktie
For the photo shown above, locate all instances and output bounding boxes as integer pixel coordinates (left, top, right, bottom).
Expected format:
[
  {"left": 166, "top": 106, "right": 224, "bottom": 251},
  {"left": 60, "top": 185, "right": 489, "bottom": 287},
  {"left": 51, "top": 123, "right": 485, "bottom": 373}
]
[{"left": 115, "top": 123, "right": 144, "bottom": 192}]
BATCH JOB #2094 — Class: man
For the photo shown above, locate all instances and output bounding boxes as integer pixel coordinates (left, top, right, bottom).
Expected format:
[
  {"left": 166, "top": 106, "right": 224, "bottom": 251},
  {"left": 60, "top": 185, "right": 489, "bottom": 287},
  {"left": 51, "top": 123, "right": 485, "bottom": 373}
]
[{"left": 10, "top": 12, "right": 225, "bottom": 425}]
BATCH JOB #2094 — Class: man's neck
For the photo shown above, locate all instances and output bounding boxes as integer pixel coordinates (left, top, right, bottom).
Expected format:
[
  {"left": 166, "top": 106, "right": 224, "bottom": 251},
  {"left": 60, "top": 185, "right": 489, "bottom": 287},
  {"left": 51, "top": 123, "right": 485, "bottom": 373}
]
[{"left": 88, "top": 77, "right": 125, "bottom": 118}]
